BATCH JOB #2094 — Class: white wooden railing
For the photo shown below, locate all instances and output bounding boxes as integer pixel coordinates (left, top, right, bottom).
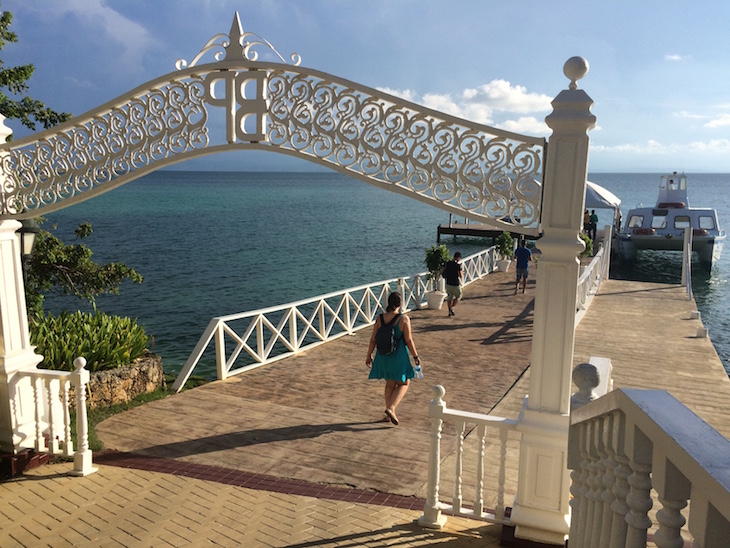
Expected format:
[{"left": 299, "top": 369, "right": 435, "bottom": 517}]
[
  {"left": 172, "top": 247, "right": 498, "bottom": 391},
  {"left": 569, "top": 388, "right": 730, "bottom": 548},
  {"left": 419, "top": 385, "right": 518, "bottom": 529},
  {"left": 15, "top": 357, "right": 96, "bottom": 476},
  {"left": 576, "top": 225, "right": 612, "bottom": 319}
]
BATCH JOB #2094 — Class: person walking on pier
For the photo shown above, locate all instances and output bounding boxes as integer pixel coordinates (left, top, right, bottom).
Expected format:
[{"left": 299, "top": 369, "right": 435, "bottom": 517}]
[
  {"left": 514, "top": 239, "right": 532, "bottom": 294},
  {"left": 366, "top": 292, "right": 421, "bottom": 425},
  {"left": 442, "top": 251, "right": 463, "bottom": 316}
]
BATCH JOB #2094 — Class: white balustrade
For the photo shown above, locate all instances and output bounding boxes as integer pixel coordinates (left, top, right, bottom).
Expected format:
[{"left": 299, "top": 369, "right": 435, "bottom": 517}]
[
  {"left": 16, "top": 357, "right": 96, "bottom": 476},
  {"left": 576, "top": 240, "right": 609, "bottom": 319},
  {"left": 569, "top": 388, "right": 730, "bottom": 547},
  {"left": 419, "top": 385, "right": 518, "bottom": 529},
  {"left": 172, "top": 247, "right": 497, "bottom": 391}
]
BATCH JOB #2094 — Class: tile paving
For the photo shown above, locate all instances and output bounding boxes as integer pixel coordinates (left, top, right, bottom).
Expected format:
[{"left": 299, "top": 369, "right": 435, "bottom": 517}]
[{"left": 2, "top": 273, "right": 728, "bottom": 547}]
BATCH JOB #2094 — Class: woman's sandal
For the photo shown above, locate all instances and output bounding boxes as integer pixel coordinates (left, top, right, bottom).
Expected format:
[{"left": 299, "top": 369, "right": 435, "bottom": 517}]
[{"left": 385, "top": 408, "right": 399, "bottom": 426}]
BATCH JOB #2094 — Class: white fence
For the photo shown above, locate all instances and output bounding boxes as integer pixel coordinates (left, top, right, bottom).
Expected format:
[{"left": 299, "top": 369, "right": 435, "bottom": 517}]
[
  {"left": 172, "top": 247, "right": 498, "bottom": 391},
  {"left": 576, "top": 225, "right": 612, "bottom": 319},
  {"left": 419, "top": 385, "right": 518, "bottom": 529},
  {"left": 15, "top": 357, "right": 96, "bottom": 476},
  {"left": 569, "top": 388, "right": 730, "bottom": 548}
]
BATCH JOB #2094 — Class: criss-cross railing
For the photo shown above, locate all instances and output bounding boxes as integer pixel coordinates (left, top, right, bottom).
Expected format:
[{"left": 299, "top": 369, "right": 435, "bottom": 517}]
[{"left": 172, "top": 247, "right": 497, "bottom": 391}]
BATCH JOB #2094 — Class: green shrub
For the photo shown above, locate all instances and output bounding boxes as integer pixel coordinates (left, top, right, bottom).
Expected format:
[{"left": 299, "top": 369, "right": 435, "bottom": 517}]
[
  {"left": 496, "top": 231, "right": 514, "bottom": 259},
  {"left": 424, "top": 244, "right": 451, "bottom": 284},
  {"left": 579, "top": 233, "right": 593, "bottom": 257},
  {"left": 30, "top": 310, "right": 149, "bottom": 373}
]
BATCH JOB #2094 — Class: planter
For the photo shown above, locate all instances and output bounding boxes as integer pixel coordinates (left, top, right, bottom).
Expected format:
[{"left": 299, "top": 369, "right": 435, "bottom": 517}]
[
  {"left": 497, "top": 259, "right": 512, "bottom": 272},
  {"left": 426, "top": 291, "right": 447, "bottom": 310}
]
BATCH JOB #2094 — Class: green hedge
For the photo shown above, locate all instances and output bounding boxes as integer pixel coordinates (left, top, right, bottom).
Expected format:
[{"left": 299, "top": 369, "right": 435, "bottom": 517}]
[{"left": 30, "top": 311, "right": 149, "bottom": 373}]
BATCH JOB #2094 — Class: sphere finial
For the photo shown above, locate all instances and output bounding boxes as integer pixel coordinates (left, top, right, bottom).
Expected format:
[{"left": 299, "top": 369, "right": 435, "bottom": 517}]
[{"left": 564, "top": 56, "right": 589, "bottom": 90}]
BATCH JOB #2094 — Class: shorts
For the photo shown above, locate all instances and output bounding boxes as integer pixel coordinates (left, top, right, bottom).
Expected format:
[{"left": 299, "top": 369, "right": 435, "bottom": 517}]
[
  {"left": 516, "top": 267, "right": 529, "bottom": 280},
  {"left": 445, "top": 284, "right": 462, "bottom": 300}
]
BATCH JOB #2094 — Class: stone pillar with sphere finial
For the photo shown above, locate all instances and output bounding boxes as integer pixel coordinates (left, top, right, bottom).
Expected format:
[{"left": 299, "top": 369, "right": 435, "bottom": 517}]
[
  {"left": 0, "top": 114, "right": 46, "bottom": 454},
  {"left": 508, "top": 57, "right": 596, "bottom": 546}
]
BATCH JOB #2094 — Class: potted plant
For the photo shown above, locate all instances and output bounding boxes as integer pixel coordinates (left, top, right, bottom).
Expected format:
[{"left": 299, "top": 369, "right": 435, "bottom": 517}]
[
  {"left": 424, "top": 244, "right": 451, "bottom": 309},
  {"left": 496, "top": 231, "right": 514, "bottom": 272}
]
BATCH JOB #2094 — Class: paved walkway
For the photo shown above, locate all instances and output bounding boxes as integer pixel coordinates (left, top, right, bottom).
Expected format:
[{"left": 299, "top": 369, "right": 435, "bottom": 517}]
[{"left": 2, "top": 274, "right": 729, "bottom": 547}]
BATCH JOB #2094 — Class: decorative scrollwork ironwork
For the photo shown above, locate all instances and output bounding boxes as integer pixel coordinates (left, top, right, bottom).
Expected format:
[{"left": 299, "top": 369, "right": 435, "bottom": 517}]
[
  {"left": 0, "top": 53, "right": 543, "bottom": 231},
  {"left": 0, "top": 78, "right": 208, "bottom": 215},
  {"left": 266, "top": 69, "right": 544, "bottom": 228}
]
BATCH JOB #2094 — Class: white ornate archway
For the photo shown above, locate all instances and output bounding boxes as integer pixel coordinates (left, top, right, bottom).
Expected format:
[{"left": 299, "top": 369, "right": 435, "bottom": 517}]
[
  {"left": 0, "top": 13, "right": 544, "bottom": 237},
  {"left": 0, "top": 13, "right": 598, "bottom": 546}
]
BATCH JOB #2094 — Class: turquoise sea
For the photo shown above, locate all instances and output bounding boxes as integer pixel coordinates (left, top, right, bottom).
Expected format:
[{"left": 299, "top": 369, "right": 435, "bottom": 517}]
[{"left": 42, "top": 171, "right": 730, "bottom": 379}]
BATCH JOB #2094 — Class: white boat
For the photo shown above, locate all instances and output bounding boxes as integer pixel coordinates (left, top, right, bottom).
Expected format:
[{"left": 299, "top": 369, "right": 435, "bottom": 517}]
[{"left": 617, "top": 172, "right": 725, "bottom": 271}]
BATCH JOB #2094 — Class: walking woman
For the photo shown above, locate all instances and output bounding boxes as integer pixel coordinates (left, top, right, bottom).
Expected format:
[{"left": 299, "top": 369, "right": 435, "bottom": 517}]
[{"left": 365, "top": 292, "right": 421, "bottom": 425}]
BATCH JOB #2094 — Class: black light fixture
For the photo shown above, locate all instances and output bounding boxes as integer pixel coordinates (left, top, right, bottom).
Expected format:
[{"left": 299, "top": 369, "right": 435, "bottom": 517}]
[
  {"left": 18, "top": 218, "right": 40, "bottom": 284},
  {"left": 18, "top": 218, "right": 40, "bottom": 260}
]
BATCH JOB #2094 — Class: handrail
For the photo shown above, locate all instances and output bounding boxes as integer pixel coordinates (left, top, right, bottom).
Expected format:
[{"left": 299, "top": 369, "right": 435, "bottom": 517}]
[
  {"left": 569, "top": 388, "right": 730, "bottom": 547},
  {"left": 172, "top": 247, "right": 497, "bottom": 391},
  {"left": 419, "top": 384, "right": 518, "bottom": 529},
  {"left": 15, "top": 357, "right": 97, "bottom": 476}
]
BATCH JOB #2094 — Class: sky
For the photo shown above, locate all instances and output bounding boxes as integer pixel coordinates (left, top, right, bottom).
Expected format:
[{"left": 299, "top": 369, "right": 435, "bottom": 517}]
[{"left": 2, "top": 0, "right": 730, "bottom": 173}]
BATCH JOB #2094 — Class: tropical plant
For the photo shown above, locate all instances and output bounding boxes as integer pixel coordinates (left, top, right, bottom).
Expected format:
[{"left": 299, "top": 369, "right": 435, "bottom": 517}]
[
  {"left": 30, "top": 310, "right": 149, "bottom": 372},
  {"left": 424, "top": 244, "right": 451, "bottom": 287},
  {"left": 496, "top": 231, "right": 514, "bottom": 259},
  {"left": 579, "top": 233, "right": 593, "bottom": 257},
  {"left": 25, "top": 220, "right": 143, "bottom": 317}
]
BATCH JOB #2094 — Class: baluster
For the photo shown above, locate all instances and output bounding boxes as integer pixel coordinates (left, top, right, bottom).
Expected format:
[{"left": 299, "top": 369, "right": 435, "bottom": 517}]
[
  {"left": 61, "top": 378, "right": 73, "bottom": 457},
  {"left": 590, "top": 417, "right": 607, "bottom": 547},
  {"left": 598, "top": 413, "right": 618, "bottom": 546},
  {"left": 625, "top": 428, "right": 653, "bottom": 548},
  {"left": 652, "top": 457, "right": 690, "bottom": 548},
  {"left": 31, "top": 375, "right": 47, "bottom": 453},
  {"left": 452, "top": 419, "right": 465, "bottom": 513},
  {"left": 609, "top": 411, "right": 630, "bottom": 548},
  {"left": 418, "top": 385, "right": 447, "bottom": 529},
  {"left": 289, "top": 308, "right": 299, "bottom": 350},
  {"left": 495, "top": 426, "right": 508, "bottom": 522},
  {"left": 583, "top": 420, "right": 600, "bottom": 542},
  {"left": 473, "top": 423, "right": 486, "bottom": 517},
  {"left": 46, "top": 378, "right": 60, "bottom": 454},
  {"left": 69, "top": 358, "right": 96, "bottom": 476}
]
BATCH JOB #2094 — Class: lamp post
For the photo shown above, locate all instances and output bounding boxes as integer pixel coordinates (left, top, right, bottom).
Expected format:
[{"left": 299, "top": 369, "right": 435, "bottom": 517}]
[{"left": 17, "top": 218, "right": 39, "bottom": 283}]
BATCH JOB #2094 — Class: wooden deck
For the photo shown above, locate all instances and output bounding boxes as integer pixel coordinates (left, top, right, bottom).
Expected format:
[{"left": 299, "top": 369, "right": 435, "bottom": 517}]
[{"left": 96, "top": 273, "right": 730, "bottom": 503}]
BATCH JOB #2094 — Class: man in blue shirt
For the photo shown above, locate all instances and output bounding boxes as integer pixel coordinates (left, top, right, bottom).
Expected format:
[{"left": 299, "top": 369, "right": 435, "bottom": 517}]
[{"left": 514, "top": 239, "right": 532, "bottom": 294}]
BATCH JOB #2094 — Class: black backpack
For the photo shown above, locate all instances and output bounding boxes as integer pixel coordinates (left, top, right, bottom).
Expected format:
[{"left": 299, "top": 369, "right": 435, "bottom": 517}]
[{"left": 375, "top": 313, "right": 401, "bottom": 355}]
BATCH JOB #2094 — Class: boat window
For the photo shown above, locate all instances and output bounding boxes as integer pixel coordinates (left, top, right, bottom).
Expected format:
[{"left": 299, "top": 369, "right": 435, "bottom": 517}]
[
  {"left": 651, "top": 215, "right": 667, "bottom": 229},
  {"left": 699, "top": 216, "right": 716, "bottom": 230},
  {"left": 627, "top": 215, "right": 643, "bottom": 228},
  {"left": 674, "top": 215, "right": 691, "bottom": 229}
]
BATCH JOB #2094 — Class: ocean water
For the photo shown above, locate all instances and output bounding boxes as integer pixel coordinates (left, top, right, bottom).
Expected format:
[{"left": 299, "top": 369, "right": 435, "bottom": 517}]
[{"left": 42, "top": 171, "right": 730, "bottom": 379}]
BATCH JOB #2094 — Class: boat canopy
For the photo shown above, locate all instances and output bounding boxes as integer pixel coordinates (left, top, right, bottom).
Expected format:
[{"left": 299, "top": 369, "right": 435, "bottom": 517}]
[
  {"left": 585, "top": 181, "right": 621, "bottom": 212},
  {"left": 585, "top": 180, "right": 622, "bottom": 229}
]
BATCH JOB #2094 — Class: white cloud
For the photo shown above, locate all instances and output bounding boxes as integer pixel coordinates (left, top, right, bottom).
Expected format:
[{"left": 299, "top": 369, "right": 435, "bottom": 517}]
[
  {"left": 377, "top": 80, "right": 549, "bottom": 129},
  {"left": 39, "top": 0, "right": 159, "bottom": 71},
  {"left": 377, "top": 87, "right": 418, "bottom": 103},
  {"left": 461, "top": 80, "right": 552, "bottom": 114},
  {"left": 665, "top": 54, "right": 690, "bottom": 61},
  {"left": 673, "top": 111, "right": 707, "bottom": 120},
  {"left": 496, "top": 117, "right": 550, "bottom": 136},
  {"left": 705, "top": 114, "right": 730, "bottom": 128}
]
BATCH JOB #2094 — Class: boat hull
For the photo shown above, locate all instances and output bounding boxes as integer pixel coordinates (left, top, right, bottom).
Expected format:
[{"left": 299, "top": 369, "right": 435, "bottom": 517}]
[{"left": 618, "top": 233, "right": 725, "bottom": 270}]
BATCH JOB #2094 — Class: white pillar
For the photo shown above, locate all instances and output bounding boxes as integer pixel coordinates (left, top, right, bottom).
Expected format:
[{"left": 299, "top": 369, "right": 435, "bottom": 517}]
[
  {"left": 0, "top": 114, "right": 45, "bottom": 453},
  {"left": 0, "top": 219, "right": 44, "bottom": 453},
  {"left": 510, "top": 57, "right": 596, "bottom": 545}
]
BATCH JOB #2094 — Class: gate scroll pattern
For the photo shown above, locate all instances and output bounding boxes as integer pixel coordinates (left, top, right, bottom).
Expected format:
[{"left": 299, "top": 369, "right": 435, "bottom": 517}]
[{"left": 0, "top": 12, "right": 545, "bottom": 233}]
